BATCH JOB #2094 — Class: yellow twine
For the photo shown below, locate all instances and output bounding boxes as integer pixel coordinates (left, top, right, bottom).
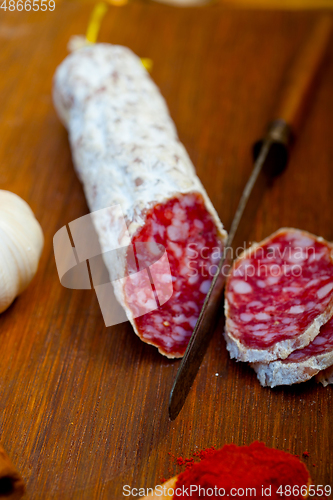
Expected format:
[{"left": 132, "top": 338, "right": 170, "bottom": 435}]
[
  {"left": 141, "top": 58, "right": 153, "bottom": 71},
  {"left": 85, "top": 0, "right": 153, "bottom": 72},
  {"left": 86, "top": 2, "right": 109, "bottom": 44}
]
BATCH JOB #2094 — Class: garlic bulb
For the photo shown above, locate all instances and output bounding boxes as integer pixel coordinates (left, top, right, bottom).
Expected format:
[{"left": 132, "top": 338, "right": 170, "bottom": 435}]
[{"left": 0, "top": 190, "right": 44, "bottom": 313}]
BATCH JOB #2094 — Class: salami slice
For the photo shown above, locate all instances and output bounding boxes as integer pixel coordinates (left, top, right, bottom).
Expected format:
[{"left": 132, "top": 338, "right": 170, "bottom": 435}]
[
  {"left": 252, "top": 316, "right": 333, "bottom": 387},
  {"left": 53, "top": 44, "right": 227, "bottom": 357},
  {"left": 224, "top": 228, "right": 333, "bottom": 363}
]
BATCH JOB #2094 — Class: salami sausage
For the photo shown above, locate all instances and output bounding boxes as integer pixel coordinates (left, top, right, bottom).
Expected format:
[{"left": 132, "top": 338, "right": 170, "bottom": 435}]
[
  {"left": 253, "top": 316, "right": 333, "bottom": 387},
  {"left": 224, "top": 228, "right": 333, "bottom": 363},
  {"left": 53, "top": 44, "right": 227, "bottom": 357}
]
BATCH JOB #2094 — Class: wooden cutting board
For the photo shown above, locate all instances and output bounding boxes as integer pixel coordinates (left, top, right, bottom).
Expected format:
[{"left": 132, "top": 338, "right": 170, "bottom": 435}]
[{"left": 0, "top": 3, "right": 332, "bottom": 498}]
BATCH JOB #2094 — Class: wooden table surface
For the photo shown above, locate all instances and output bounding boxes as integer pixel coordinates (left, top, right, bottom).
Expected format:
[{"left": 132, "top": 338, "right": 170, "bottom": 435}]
[{"left": 0, "top": 2, "right": 332, "bottom": 499}]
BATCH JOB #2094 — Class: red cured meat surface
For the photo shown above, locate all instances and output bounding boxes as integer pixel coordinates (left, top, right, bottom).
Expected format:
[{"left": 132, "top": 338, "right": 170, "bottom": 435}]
[
  {"left": 226, "top": 229, "right": 333, "bottom": 350},
  {"left": 285, "top": 316, "right": 333, "bottom": 363},
  {"left": 124, "top": 192, "right": 223, "bottom": 356}
]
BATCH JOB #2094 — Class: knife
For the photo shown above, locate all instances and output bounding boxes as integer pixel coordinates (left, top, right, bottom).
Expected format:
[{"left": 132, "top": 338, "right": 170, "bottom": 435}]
[{"left": 169, "top": 15, "right": 332, "bottom": 421}]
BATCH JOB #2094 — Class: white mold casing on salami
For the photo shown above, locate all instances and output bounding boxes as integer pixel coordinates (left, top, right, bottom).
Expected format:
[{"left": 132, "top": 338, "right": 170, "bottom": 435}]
[
  {"left": 252, "top": 316, "right": 333, "bottom": 387},
  {"left": 53, "top": 44, "right": 227, "bottom": 357},
  {"left": 224, "top": 228, "right": 333, "bottom": 363}
]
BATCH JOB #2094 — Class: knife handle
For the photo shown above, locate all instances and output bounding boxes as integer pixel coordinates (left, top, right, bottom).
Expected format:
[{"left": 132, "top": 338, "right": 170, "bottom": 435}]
[
  {"left": 275, "top": 14, "right": 332, "bottom": 135},
  {"left": 253, "top": 15, "right": 332, "bottom": 177}
]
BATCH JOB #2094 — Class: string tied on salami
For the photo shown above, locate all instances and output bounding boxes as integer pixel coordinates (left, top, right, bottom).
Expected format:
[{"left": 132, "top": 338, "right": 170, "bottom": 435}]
[
  {"left": 68, "top": 0, "right": 153, "bottom": 72},
  {"left": 86, "top": 2, "right": 109, "bottom": 44}
]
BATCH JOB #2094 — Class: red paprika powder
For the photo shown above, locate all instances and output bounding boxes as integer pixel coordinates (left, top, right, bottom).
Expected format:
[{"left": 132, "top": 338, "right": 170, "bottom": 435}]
[{"left": 173, "top": 442, "right": 310, "bottom": 499}]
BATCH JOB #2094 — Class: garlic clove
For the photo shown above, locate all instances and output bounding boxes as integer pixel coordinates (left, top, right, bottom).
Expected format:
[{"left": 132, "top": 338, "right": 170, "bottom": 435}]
[
  {"left": 0, "top": 190, "right": 44, "bottom": 312},
  {"left": 0, "top": 227, "right": 23, "bottom": 312},
  {"left": 0, "top": 216, "right": 42, "bottom": 291}
]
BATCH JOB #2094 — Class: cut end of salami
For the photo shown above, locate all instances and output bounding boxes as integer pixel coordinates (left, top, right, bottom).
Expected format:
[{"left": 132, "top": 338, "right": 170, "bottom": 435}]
[
  {"left": 53, "top": 43, "right": 227, "bottom": 357},
  {"left": 125, "top": 192, "right": 224, "bottom": 358},
  {"left": 224, "top": 228, "right": 333, "bottom": 364}
]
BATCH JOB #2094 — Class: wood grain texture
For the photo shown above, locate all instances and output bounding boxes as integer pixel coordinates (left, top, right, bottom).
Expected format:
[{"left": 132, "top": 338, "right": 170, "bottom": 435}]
[{"left": 0, "top": 3, "right": 332, "bottom": 499}]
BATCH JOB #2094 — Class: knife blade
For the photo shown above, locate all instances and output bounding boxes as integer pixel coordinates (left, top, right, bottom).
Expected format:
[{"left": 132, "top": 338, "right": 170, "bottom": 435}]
[{"left": 169, "top": 14, "right": 332, "bottom": 421}]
